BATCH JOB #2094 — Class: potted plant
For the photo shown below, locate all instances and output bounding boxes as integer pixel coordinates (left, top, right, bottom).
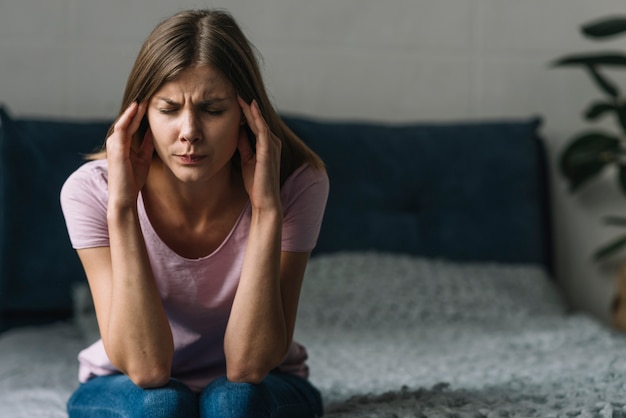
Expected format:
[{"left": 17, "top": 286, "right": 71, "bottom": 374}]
[
  {"left": 554, "top": 15, "right": 626, "bottom": 260},
  {"left": 553, "top": 15, "right": 626, "bottom": 328}
]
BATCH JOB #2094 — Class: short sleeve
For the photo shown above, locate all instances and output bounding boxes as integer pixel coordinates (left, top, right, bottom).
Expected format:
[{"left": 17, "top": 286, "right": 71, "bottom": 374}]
[
  {"left": 280, "top": 164, "right": 330, "bottom": 253},
  {"left": 59, "top": 160, "right": 110, "bottom": 249}
]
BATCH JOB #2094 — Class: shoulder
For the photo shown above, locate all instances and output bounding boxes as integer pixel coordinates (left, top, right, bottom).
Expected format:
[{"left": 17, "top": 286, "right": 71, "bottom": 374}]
[
  {"left": 60, "top": 159, "right": 109, "bottom": 205},
  {"left": 63, "top": 159, "right": 108, "bottom": 187},
  {"left": 282, "top": 163, "right": 329, "bottom": 196},
  {"left": 60, "top": 160, "right": 111, "bottom": 249},
  {"left": 280, "top": 163, "right": 329, "bottom": 214},
  {"left": 64, "top": 159, "right": 108, "bottom": 181},
  {"left": 279, "top": 164, "right": 329, "bottom": 251}
]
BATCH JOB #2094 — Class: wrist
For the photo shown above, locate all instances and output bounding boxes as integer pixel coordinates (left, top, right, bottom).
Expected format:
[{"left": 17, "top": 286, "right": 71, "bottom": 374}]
[
  {"left": 107, "top": 201, "right": 139, "bottom": 225},
  {"left": 250, "top": 205, "right": 283, "bottom": 223}
]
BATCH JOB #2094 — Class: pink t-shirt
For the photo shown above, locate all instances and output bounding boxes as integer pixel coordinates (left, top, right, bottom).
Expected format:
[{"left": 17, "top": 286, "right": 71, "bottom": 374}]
[{"left": 60, "top": 159, "right": 329, "bottom": 392}]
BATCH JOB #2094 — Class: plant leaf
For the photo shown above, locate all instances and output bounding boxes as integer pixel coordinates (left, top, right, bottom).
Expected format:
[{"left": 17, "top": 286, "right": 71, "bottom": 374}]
[
  {"left": 582, "top": 17, "right": 626, "bottom": 39},
  {"left": 594, "top": 234, "right": 626, "bottom": 261},
  {"left": 552, "top": 52, "right": 626, "bottom": 67},
  {"left": 616, "top": 103, "right": 626, "bottom": 133},
  {"left": 586, "top": 65, "right": 620, "bottom": 98},
  {"left": 603, "top": 216, "right": 626, "bottom": 226},
  {"left": 618, "top": 164, "right": 626, "bottom": 195},
  {"left": 584, "top": 101, "right": 616, "bottom": 120},
  {"left": 559, "top": 131, "right": 620, "bottom": 192}
]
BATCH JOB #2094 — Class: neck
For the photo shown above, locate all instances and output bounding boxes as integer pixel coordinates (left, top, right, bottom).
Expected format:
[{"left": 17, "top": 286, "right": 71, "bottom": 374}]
[{"left": 142, "top": 160, "right": 247, "bottom": 227}]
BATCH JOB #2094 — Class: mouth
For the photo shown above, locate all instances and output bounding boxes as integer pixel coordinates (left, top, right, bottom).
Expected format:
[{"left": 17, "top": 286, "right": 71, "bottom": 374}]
[{"left": 176, "top": 154, "right": 207, "bottom": 164}]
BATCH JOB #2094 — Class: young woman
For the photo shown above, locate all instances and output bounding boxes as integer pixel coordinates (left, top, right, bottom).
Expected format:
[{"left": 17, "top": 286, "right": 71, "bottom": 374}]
[{"left": 60, "top": 9, "right": 328, "bottom": 418}]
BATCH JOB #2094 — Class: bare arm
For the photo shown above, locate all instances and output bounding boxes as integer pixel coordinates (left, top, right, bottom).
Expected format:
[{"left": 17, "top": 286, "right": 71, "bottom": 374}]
[
  {"left": 224, "top": 99, "right": 310, "bottom": 383},
  {"left": 223, "top": 215, "right": 311, "bottom": 383},
  {"left": 77, "top": 215, "right": 173, "bottom": 388},
  {"left": 79, "top": 102, "right": 173, "bottom": 388}
]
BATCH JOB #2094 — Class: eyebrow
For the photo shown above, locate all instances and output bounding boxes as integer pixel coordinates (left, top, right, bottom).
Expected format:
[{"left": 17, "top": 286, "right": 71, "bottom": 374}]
[{"left": 154, "top": 96, "right": 229, "bottom": 106}]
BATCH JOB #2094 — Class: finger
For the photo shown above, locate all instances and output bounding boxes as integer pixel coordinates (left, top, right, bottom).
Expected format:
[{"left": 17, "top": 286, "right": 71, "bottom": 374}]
[
  {"left": 114, "top": 101, "right": 139, "bottom": 133},
  {"left": 127, "top": 101, "right": 148, "bottom": 136},
  {"left": 238, "top": 97, "right": 267, "bottom": 137},
  {"left": 114, "top": 101, "right": 146, "bottom": 137}
]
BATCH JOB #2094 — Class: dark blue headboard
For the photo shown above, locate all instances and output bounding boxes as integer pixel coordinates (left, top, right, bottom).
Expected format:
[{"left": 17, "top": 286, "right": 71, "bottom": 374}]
[
  {"left": 0, "top": 107, "right": 111, "bottom": 330},
  {"left": 282, "top": 116, "right": 552, "bottom": 274}
]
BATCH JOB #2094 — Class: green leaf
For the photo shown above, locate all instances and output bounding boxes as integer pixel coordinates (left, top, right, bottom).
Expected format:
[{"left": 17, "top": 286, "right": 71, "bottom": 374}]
[
  {"left": 552, "top": 52, "right": 626, "bottom": 67},
  {"left": 586, "top": 65, "right": 620, "bottom": 98},
  {"left": 584, "top": 101, "right": 616, "bottom": 120},
  {"left": 559, "top": 132, "right": 620, "bottom": 192},
  {"left": 603, "top": 216, "right": 626, "bottom": 227},
  {"left": 619, "top": 164, "right": 626, "bottom": 195},
  {"left": 582, "top": 17, "right": 626, "bottom": 39},
  {"left": 616, "top": 103, "right": 626, "bottom": 133},
  {"left": 594, "top": 234, "right": 626, "bottom": 261}
]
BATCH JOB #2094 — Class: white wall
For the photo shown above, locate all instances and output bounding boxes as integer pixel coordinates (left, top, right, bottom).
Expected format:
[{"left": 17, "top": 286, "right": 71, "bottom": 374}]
[{"left": 2, "top": 0, "right": 626, "bottom": 323}]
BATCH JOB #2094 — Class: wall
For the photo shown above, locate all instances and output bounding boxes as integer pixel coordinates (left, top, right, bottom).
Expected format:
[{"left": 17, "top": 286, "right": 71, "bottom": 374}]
[{"left": 1, "top": 0, "right": 626, "bottom": 323}]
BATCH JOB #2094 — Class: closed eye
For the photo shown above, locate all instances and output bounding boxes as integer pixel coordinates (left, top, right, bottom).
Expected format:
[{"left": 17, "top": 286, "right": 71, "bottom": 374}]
[{"left": 202, "top": 108, "right": 224, "bottom": 116}]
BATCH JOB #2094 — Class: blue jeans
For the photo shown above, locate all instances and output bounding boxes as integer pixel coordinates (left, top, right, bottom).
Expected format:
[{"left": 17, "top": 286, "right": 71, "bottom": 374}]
[{"left": 67, "top": 372, "right": 323, "bottom": 417}]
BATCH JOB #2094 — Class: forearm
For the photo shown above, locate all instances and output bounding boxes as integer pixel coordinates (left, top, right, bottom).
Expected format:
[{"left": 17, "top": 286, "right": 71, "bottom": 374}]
[
  {"left": 106, "top": 205, "right": 174, "bottom": 387},
  {"left": 224, "top": 208, "right": 287, "bottom": 382}
]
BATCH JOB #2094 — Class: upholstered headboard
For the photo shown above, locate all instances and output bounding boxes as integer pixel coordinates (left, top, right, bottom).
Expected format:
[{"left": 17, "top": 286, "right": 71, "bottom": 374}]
[
  {"left": 282, "top": 115, "right": 552, "bottom": 272},
  {"left": 0, "top": 105, "right": 551, "bottom": 330},
  {"left": 0, "top": 107, "right": 111, "bottom": 329}
]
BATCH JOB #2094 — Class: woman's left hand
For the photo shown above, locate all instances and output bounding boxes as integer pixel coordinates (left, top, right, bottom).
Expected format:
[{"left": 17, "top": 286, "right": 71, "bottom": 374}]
[{"left": 237, "top": 97, "right": 282, "bottom": 212}]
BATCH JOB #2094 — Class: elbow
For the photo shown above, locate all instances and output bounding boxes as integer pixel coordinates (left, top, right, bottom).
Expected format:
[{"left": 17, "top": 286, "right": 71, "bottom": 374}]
[
  {"left": 226, "top": 349, "right": 290, "bottom": 384},
  {"left": 226, "top": 367, "right": 269, "bottom": 385},
  {"left": 226, "top": 356, "right": 276, "bottom": 384},
  {"left": 121, "top": 356, "right": 172, "bottom": 389},
  {"left": 105, "top": 339, "right": 174, "bottom": 389},
  {"left": 127, "top": 367, "right": 172, "bottom": 389}
]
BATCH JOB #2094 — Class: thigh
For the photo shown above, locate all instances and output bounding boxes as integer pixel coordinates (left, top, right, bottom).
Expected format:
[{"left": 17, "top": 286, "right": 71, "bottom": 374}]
[
  {"left": 67, "top": 374, "right": 199, "bottom": 418},
  {"left": 199, "top": 372, "right": 323, "bottom": 418}
]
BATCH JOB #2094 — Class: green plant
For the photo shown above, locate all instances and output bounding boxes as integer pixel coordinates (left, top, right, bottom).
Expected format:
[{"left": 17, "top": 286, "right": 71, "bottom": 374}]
[{"left": 553, "top": 16, "right": 626, "bottom": 260}]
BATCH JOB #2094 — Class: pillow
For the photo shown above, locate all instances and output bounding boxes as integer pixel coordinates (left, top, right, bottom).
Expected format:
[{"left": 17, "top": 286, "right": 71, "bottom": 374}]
[{"left": 0, "top": 106, "right": 111, "bottom": 326}]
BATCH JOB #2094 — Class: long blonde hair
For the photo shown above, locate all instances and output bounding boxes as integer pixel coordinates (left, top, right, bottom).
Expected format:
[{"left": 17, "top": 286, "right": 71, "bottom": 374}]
[{"left": 93, "top": 9, "right": 324, "bottom": 183}]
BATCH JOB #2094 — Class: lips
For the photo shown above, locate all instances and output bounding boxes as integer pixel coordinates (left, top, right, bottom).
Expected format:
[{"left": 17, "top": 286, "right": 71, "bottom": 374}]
[{"left": 176, "top": 154, "right": 206, "bottom": 164}]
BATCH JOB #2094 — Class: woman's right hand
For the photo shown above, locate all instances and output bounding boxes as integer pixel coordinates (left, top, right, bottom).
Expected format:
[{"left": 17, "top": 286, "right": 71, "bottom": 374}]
[{"left": 106, "top": 102, "right": 154, "bottom": 208}]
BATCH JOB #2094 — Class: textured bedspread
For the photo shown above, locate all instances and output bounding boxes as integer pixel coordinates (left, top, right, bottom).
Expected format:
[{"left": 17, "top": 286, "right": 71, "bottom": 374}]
[
  {"left": 296, "top": 253, "right": 626, "bottom": 417},
  {"left": 1, "top": 252, "right": 625, "bottom": 417},
  {"left": 0, "top": 323, "right": 82, "bottom": 417}
]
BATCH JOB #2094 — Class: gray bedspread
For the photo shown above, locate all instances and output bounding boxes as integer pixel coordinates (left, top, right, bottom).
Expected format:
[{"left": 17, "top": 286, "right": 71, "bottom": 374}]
[{"left": 1, "top": 252, "right": 625, "bottom": 417}]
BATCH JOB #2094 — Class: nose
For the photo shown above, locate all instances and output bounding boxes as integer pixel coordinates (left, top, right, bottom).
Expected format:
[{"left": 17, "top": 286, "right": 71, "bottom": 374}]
[{"left": 179, "top": 110, "right": 202, "bottom": 143}]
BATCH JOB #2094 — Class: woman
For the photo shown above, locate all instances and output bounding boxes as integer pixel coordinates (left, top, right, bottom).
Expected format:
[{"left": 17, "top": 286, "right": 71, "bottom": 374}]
[{"left": 60, "top": 9, "right": 328, "bottom": 418}]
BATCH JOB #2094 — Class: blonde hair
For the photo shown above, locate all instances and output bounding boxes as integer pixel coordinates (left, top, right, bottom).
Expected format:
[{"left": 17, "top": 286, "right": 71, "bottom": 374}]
[{"left": 93, "top": 9, "right": 324, "bottom": 183}]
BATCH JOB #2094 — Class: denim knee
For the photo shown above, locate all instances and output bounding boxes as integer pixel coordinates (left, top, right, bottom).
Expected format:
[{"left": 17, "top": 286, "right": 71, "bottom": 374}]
[
  {"left": 200, "top": 376, "right": 272, "bottom": 418},
  {"left": 68, "top": 375, "right": 199, "bottom": 418},
  {"left": 138, "top": 379, "right": 199, "bottom": 418}
]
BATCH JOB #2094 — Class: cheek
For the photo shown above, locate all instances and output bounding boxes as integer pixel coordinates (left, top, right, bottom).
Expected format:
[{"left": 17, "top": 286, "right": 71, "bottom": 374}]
[
  {"left": 146, "top": 125, "right": 174, "bottom": 159},
  {"left": 147, "top": 114, "right": 175, "bottom": 144},
  {"left": 212, "top": 118, "right": 242, "bottom": 147}
]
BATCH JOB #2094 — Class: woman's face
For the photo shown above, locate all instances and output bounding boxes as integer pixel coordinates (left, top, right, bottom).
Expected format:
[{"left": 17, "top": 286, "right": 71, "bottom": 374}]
[{"left": 146, "top": 64, "right": 243, "bottom": 184}]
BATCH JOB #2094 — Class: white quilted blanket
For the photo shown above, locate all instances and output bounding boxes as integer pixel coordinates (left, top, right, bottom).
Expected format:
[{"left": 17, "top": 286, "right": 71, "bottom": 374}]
[{"left": 1, "top": 252, "right": 625, "bottom": 418}]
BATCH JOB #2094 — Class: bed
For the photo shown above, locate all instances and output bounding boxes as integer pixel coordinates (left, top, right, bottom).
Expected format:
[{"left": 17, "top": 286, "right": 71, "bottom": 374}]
[{"left": 1, "top": 107, "right": 625, "bottom": 417}]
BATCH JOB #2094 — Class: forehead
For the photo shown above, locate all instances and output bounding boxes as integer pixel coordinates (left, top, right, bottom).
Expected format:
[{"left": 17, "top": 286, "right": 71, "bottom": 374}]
[{"left": 154, "top": 65, "right": 234, "bottom": 98}]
